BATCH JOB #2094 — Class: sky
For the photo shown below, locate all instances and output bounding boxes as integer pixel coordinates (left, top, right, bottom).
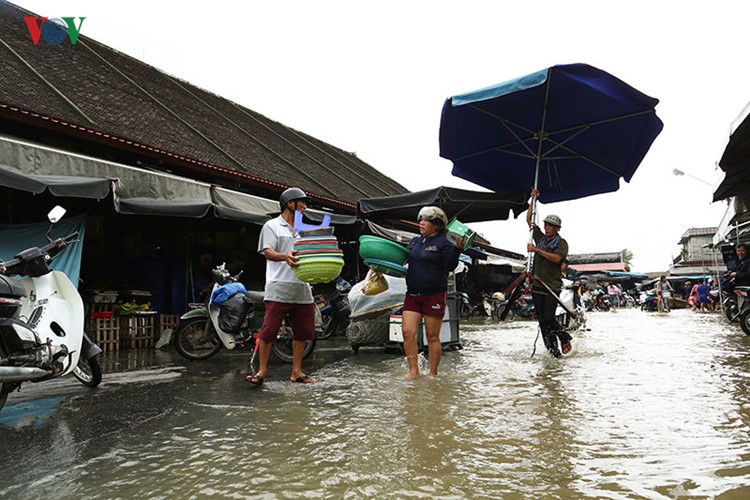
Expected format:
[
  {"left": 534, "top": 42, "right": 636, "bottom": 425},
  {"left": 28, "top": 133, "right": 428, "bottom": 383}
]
[{"left": 11, "top": 0, "right": 750, "bottom": 272}]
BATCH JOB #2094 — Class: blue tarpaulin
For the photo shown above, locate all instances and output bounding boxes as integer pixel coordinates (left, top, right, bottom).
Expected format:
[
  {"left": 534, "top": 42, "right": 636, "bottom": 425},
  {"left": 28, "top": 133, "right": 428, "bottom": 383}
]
[{"left": 0, "top": 213, "right": 86, "bottom": 288}]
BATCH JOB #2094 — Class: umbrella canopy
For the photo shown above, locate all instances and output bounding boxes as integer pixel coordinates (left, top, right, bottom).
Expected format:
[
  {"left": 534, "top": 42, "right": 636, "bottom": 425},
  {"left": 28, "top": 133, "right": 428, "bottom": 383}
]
[
  {"left": 439, "top": 63, "right": 664, "bottom": 204},
  {"left": 714, "top": 103, "right": 750, "bottom": 201},
  {"left": 357, "top": 186, "right": 528, "bottom": 223}
]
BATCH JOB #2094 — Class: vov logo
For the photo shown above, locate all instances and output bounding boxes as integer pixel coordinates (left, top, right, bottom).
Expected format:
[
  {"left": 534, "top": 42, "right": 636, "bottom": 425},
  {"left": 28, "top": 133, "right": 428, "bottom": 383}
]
[{"left": 23, "top": 17, "right": 86, "bottom": 45}]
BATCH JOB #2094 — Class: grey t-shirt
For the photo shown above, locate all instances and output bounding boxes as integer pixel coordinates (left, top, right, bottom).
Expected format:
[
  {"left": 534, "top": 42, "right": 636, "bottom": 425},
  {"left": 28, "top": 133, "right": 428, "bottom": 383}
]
[{"left": 258, "top": 216, "right": 313, "bottom": 304}]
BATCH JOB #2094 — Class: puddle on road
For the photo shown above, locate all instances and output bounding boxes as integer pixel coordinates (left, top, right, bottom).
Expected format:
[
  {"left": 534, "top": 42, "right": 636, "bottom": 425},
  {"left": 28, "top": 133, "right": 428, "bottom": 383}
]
[{"left": 0, "top": 396, "right": 67, "bottom": 429}]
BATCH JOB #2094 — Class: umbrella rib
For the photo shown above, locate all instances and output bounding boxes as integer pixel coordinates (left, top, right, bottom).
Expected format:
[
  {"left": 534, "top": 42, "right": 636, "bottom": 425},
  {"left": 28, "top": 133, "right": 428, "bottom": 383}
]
[{"left": 467, "top": 104, "right": 539, "bottom": 158}]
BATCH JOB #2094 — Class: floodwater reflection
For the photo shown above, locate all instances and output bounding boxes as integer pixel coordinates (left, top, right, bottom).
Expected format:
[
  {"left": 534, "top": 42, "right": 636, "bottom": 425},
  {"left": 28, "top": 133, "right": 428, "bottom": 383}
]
[{"left": 1, "top": 308, "right": 750, "bottom": 498}]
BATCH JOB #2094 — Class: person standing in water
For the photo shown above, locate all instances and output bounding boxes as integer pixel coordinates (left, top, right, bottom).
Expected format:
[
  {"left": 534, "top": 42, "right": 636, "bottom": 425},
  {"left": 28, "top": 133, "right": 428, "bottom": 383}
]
[
  {"left": 526, "top": 188, "right": 572, "bottom": 358},
  {"left": 402, "top": 206, "right": 463, "bottom": 379}
]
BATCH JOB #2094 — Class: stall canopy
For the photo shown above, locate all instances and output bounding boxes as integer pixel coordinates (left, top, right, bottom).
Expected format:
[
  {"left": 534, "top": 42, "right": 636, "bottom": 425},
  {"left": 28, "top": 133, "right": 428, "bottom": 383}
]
[
  {"left": 357, "top": 186, "right": 528, "bottom": 223},
  {"left": 0, "top": 134, "right": 289, "bottom": 224}
]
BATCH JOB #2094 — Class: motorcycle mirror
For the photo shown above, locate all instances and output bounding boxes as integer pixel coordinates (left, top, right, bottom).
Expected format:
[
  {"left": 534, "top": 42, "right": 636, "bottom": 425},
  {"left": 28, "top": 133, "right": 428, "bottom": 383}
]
[{"left": 47, "top": 206, "right": 66, "bottom": 224}]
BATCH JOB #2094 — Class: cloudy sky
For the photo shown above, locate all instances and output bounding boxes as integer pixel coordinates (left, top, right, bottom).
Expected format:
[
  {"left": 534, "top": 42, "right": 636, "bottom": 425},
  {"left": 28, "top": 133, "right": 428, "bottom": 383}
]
[{"left": 12, "top": 0, "right": 750, "bottom": 271}]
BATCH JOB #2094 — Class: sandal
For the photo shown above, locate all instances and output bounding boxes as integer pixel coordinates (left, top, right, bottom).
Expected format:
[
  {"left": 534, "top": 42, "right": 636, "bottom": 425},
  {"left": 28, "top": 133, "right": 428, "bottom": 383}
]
[
  {"left": 291, "top": 375, "right": 317, "bottom": 384},
  {"left": 246, "top": 374, "right": 264, "bottom": 386}
]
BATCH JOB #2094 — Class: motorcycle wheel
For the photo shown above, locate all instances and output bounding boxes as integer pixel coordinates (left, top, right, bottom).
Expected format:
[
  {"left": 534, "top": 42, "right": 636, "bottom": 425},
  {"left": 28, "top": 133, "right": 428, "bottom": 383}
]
[
  {"left": 271, "top": 323, "right": 316, "bottom": 363},
  {"left": 317, "top": 315, "right": 338, "bottom": 340},
  {"left": 725, "top": 302, "right": 739, "bottom": 322},
  {"left": 73, "top": 355, "right": 102, "bottom": 387},
  {"left": 740, "top": 309, "right": 750, "bottom": 336},
  {"left": 173, "top": 317, "right": 223, "bottom": 360},
  {"left": 0, "top": 345, "right": 9, "bottom": 411}
]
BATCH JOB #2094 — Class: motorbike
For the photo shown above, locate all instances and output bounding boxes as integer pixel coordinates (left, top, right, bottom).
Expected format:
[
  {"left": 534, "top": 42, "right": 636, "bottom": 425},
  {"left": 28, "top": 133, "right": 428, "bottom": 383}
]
[
  {"left": 493, "top": 293, "right": 536, "bottom": 320},
  {"left": 595, "top": 293, "right": 612, "bottom": 311},
  {"left": 0, "top": 206, "right": 102, "bottom": 412},
  {"left": 315, "top": 277, "right": 351, "bottom": 339},
  {"left": 721, "top": 274, "right": 740, "bottom": 322},
  {"left": 172, "top": 263, "right": 317, "bottom": 362},
  {"left": 555, "top": 279, "right": 586, "bottom": 330},
  {"left": 734, "top": 286, "right": 750, "bottom": 335},
  {"left": 460, "top": 292, "right": 493, "bottom": 319},
  {"left": 640, "top": 291, "right": 658, "bottom": 312}
]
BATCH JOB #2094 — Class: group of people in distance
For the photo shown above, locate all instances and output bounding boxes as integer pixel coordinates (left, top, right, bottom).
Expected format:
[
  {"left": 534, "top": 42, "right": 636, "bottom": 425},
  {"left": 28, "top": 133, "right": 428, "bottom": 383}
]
[{"left": 246, "top": 186, "right": 571, "bottom": 385}]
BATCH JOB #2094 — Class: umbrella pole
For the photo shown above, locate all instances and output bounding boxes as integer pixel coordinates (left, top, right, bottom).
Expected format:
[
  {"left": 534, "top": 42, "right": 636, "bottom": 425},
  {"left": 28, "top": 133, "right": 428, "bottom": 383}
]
[{"left": 526, "top": 158, "right": 541, "bottom": 274}]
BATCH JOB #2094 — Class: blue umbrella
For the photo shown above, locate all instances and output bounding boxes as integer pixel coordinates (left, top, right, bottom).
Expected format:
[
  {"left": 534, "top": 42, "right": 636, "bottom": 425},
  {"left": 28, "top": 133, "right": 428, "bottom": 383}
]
[
  {"left": 439, "top": 64, "right": 663, "bottom": 315},
  {"left": 439, "top": 63, "right": 663, "bottom": 204}
]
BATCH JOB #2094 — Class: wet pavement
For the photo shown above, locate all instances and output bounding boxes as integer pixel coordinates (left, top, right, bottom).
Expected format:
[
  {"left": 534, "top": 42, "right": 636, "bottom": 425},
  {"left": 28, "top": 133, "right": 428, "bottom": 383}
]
[{"left": 1, "top": 308, "right": 750, "bottom": 498}]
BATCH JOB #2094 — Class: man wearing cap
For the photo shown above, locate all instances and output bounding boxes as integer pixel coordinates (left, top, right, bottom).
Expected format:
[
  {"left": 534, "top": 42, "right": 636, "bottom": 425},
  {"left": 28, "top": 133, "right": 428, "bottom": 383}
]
[
  {"left": 246, "top": 187, "right": 317, "bottom": 385},
  {"left": 526, "top": 188, "right": 572, "bottom": 357}
]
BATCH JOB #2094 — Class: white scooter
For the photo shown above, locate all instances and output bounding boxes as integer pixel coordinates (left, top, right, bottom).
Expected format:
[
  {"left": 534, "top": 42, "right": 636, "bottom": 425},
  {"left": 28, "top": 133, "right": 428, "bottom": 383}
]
[
  {"left": 555, "top": 278, "right": 587, "bottom": 331},
  {"left": 0, "top": 206, "right": 102, "bottom": 412}
]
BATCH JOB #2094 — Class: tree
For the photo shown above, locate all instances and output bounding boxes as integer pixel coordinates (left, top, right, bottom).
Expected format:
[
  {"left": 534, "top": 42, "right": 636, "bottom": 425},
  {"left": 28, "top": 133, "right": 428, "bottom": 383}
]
[{"left": 621, "top": 248, "right": 634, "bottom": 271}]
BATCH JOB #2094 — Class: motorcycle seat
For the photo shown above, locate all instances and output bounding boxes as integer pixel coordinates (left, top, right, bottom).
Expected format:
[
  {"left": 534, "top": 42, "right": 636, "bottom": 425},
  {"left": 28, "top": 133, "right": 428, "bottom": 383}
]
[{"left": 244, "top": 290, "right": 265, "bottom": 303}]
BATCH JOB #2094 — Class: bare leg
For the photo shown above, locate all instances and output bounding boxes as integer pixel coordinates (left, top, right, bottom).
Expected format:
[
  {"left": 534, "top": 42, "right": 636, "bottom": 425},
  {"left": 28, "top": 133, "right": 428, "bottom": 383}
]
[
  {"left": 423, "top": 315, "right": 443, "bottom": 377},
  {"left": 290, "top": 339, "right": 316, "bottom": 383},
  {"left": 247, "top": 338, "right": 272, "bottom": 383},
  {"left": 401, "top": 311, "right": 422, "bottom": 379}
]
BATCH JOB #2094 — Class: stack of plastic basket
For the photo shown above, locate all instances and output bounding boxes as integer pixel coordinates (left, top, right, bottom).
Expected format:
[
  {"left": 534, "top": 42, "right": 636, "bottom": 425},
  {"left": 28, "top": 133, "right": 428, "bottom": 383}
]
[
  {"left": 358, "top": 235, "right": 409, "bottom": 278},
  {"left": 293, "top": 227, "right": 344, "bottom": 284}
]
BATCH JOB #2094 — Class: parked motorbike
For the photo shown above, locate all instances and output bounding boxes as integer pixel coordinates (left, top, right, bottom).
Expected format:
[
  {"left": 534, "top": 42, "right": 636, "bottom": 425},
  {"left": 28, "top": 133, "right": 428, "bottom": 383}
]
[
  {"left": 493, "top": 293, "right": 536, "bottom": 320},
  {"left": 315, "top": 277, "right": 351, "bottom": 339},
  {"left": 734, "top": 286, "right": 750, "bottom": 335},
  {"left": 460, "top": 292, "right": 492, "bottom": 319},
  {"left": 721, "top": 274, "right": 740, "bottom": 322},
  {"left": 0, "top": 206, "right": 102, "bottom": 412},
  {"left": 172, "top": 263, "right": 316, "bottom": 362},
  {"left": 555, "top": 280, "right": 586, "bottom": 330},
  {"left": 640, "top": 291, "right": 658, "bottom": 312}
]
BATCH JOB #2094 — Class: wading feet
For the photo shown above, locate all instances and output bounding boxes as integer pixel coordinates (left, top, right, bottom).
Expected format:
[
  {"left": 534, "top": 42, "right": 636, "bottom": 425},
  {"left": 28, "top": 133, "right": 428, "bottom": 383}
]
[{"left": 291, "top": 374, "right": 317, "bottom": 384}]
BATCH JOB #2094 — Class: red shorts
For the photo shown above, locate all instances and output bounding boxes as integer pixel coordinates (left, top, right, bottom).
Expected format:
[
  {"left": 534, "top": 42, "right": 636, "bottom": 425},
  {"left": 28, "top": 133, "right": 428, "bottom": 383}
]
[
  {"left": 260, "top": 301, "right": 316, "bottom": 342},
  {"left": 403, "top": 292, "right": 447, "bottom": 318}
]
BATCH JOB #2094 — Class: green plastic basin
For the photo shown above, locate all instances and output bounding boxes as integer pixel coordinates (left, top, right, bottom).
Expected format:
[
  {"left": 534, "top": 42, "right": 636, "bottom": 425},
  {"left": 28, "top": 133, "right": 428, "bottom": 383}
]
[{"left": 358, "top": 235, "right": 409, "bottom": 265}]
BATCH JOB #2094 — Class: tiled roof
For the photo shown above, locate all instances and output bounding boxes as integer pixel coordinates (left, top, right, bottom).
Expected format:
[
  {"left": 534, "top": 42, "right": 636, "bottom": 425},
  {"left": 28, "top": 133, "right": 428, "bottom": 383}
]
[{"left": 0, "top": 1, "right": 408, "bottom": 210}]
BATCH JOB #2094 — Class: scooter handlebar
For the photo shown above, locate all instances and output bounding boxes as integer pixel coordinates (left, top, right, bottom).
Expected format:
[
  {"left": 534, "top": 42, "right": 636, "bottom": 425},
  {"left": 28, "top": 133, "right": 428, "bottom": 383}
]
[
  {"left": 43, "top": 231, "right": 80, "bottom": 258},
  {"left": 0, "top": 232, "right": 79, "bottom": 274}
]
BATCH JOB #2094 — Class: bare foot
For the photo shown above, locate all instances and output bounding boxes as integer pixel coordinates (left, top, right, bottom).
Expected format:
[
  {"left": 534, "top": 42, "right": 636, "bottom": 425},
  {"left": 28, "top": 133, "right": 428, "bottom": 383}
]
[{"left": 405, "top": 370, "right": 420, "bottom": 380}]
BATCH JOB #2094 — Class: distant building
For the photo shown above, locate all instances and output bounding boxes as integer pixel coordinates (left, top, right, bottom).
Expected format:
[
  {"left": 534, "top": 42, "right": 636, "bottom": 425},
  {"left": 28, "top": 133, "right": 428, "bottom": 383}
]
[
  {"left": 568, "top": 252, "right": 626, "bottom": 273},
  {"left": 669, "top": 227, "right": 725, "bottom": 276}
]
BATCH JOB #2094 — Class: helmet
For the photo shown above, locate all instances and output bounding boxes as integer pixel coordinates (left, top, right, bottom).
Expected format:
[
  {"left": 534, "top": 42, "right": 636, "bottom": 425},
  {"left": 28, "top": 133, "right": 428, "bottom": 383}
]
[
  {"left": 543, "top": 214, "right": 562, "bottom": 226},
  {"left": 417, "top": 206, "right": 448, "bottom": 227},
  {"left": 279, "top": 187, "right": 309, "bottom": 210}
]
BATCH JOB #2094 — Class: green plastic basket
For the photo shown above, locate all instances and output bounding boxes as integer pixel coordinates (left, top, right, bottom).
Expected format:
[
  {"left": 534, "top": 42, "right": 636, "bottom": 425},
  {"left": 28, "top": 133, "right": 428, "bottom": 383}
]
[
  {"left": 294, "top": 260, "right": 344, "bottom": 284},
  {"left": 446, "top": 218, "right": 476, "bottom": 250},
  {"left": 358, "top": 235, "right": 409, "bottom": 265}
]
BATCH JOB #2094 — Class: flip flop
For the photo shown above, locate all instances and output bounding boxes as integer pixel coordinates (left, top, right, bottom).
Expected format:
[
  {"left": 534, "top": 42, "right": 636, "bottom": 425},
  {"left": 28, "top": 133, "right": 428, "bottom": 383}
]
[
  {"left": 246, "top": 374, "right": 264, "bottom": 386},
  {"left": 291, "top": 375, "right": 316, "bottom": 384}
]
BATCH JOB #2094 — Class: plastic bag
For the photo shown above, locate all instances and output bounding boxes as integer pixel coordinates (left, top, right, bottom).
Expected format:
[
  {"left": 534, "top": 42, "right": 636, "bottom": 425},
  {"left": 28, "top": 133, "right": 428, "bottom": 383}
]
[
  {"left": 218, "top": 293, "right": 250, "bottom": 333},
  {"left": 362, "top": 269, "right": 389, "bottom": 296},
  {"left": 349, "top": 274, "right": 406, "bottom": 320}
]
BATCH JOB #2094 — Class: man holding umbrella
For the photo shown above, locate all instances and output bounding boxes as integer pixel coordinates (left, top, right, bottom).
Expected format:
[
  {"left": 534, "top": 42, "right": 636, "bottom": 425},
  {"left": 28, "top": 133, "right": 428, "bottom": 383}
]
[{"left": 526, "top": 188, "right": 572, "bottom": 357}]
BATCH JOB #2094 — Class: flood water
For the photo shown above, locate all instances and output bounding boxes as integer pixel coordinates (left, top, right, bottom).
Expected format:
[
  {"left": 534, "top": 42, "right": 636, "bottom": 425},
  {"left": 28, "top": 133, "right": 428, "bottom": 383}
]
[{"left": 2, "top": 308, "right": 750, "bottom": 498}]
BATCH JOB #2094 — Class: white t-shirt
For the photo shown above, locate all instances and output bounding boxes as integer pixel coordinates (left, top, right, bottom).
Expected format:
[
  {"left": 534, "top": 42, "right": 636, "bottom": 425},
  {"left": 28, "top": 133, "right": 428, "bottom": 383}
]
[{"left": 257, "top": 215, "right": 313, "bottom": 304}]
